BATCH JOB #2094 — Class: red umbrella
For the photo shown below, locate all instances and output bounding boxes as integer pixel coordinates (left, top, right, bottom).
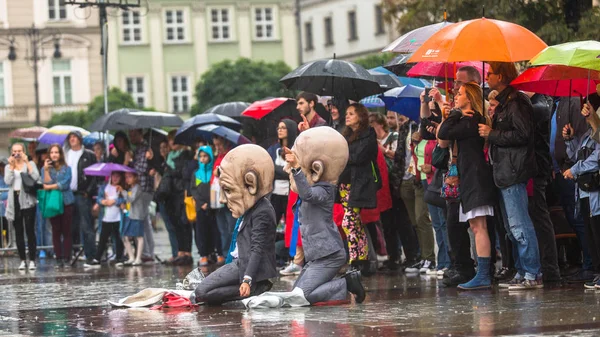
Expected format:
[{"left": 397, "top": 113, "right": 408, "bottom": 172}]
[
  {"left": 8, "top": 126, "right": 48, "bottom": 141},
  {"left": 406, "top": 61, "right": 489, "bottom": 80},
  {"left": 511, "top": 65, "right": 600, "bottom": 97},
  {"left": 242, "top": 98, "right": 295, "bottom": 119}
]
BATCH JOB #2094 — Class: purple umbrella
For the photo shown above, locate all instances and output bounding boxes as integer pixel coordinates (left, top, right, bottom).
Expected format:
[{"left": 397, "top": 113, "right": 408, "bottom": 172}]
[{"left": 84, "top": 163, "right": 136, "bottom": 177}]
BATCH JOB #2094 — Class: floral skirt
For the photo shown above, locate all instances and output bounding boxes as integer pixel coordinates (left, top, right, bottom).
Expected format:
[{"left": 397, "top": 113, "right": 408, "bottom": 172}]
[{"left": 339, "top": 183, "right": 368, "bottom": 263}]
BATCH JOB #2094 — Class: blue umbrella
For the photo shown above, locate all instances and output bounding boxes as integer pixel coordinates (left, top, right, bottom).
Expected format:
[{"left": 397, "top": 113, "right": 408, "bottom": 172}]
[
  {"left": 175, "top": 113, "right": 241, "bottom": 145},
  {"left": 381, "top": 85, "right": 424, "bottom": 121},
  {"left": 83, "top": 132, "right": 114, "bottom": 148},
  {"left": 195, "top": 124, "right": 250, "bottom": 147},
  {"left": 369, "top": 67, "right": 431, "bottom": 88},
  {"left": 360, "top": 95, "right": 385, "bottom": 108}
]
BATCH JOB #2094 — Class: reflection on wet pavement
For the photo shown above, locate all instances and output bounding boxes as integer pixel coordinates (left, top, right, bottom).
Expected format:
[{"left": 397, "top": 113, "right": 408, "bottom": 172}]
[{"left": 1, "top": 259, "right": 600, "bottom": 336}]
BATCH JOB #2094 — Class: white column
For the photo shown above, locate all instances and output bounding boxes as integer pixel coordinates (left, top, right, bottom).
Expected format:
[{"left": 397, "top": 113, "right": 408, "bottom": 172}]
[
  {"left": 280, "top": 3, "right": 299, "bottom": 68},
  {"left": 237, "top": 3, "right": 252, "bottom": 58},
  {"left": 148, "top": 9, "right": 166, "bottom": 111},
  {"left": 107, "top": 15, "right": 120, "bottom": 88},
  {"left": 191, "top": 3, "right": 208, "bottom": 79}
]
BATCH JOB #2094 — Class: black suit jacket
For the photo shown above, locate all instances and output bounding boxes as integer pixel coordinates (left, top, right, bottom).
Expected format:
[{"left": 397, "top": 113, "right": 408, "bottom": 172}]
[{"left": 236, "top": 196, "right": 277, "bottom": 283}]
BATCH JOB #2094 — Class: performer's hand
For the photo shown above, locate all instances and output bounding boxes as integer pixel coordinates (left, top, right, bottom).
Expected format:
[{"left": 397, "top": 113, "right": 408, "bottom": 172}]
[
  {"left": 239, "top": 283, "right": 251, "bottom": 297},
  {"left": 283, "top": 147, "right": 299, "bottom": 168}
]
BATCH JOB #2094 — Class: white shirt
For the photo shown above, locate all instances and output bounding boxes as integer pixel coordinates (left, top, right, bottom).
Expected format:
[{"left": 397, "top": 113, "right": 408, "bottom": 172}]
[
  {"left": 103, "top": 184, "right": 121, "bottom": 222},
  {"left": 66, "top": 148, "right": 84, "bottom": 191},
  {"left": 12, "top": 168, "right": 22, "bottom": 192},
  {"left": 273, "top": 149, "right": 290, "bottom": 196}
]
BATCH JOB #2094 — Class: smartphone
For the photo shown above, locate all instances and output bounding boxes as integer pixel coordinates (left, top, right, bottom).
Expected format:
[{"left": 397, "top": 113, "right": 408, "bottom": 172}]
[{"left": 424, "top": 87, "right": 432, "bottom": 103}]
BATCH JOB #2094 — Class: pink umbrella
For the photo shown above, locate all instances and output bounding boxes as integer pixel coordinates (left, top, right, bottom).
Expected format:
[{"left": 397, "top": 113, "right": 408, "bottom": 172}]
[
  {"left": 406, "top": 61, "right": 489, "bottom": 80},
  {"left": 511, "top": 65, "right": 600, "bottom": 97}
]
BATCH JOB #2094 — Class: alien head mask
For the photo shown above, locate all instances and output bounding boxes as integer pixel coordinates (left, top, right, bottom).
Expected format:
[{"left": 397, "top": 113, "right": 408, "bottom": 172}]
[
  {"left": 288, "top": 126, "right": 349, "bottom": 192},
  {"left": 218, "top": 144, "right": 275, "bottom": 218}
]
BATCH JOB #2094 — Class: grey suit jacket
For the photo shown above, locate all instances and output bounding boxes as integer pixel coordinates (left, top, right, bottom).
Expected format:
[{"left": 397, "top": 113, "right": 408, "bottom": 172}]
[
  {"left": 293, "top": 170, "right": 345, "bottom": 262},
  {"left": 236, "top": 196, "right": 278, "bottom": 282}
]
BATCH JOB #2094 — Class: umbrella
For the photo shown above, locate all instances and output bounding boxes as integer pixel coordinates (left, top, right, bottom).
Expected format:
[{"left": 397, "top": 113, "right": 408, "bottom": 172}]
[
  {"left": 83, "top": 132, "right": 114, "bottom": 148},
  {"left": 382, "top": 21, "right": 454, "bottom": 54},
  {"left": 191, "top": 124, "right": 250, "bottom": 147},
  {"left": 203, "top": 102, "right": 251, "bottom": 118},
  {"left": 38, "top": 125, "right": 90, "bottom": 145},
  {"left": 370, "top": 66, "right": 430, "bottom": 87},
  {"left": 88, "top": 109, "right": 183, "bottom": 131},
  {"left": 175, "top": 113, "right": 241, "bottom": 145},
  {"left": 511, "top": 65, "right": 600, "bottom": 97},
  {"left": 368, "top": 70, "right": 403, "bottom": 89},
  {"left": 8, "top": 126, "right": 47, "bottom": 141},
  {"left": 406, "top": 61, "right": 489, "bottom": 80},
  {"left": 242, "top": 98, "right": 299, "bottom": 120},
  {"left": 530, "top": 40, "right": 600, "bottom": 72},
  {"left": 384, "top": 53, "right": 415, "bottom": 76},
  {"left": 360, "top": 95, "right": 385, "bottom": 108},
  {"left": 84, "top": 163, "right": 136, "bottom": 177},
  {"left": 407, "top": 18, "right": 547, "bottom": 63},
  {"left": 280, "top": 59, "right": 383, "bottom": 101},
  {"left": 88, "top": 108, "right": 136, "bottom": 132},
  {"left": 380, "top": 85, "right": 424, "bottom": 121}
]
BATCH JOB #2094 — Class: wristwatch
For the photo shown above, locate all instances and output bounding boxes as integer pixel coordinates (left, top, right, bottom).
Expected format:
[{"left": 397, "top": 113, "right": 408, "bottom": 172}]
[
  {"left": 291, "top": 167, "right": 302, "bottom": 175},
  {"left": 242, "top": 278, "right": 252, "bottom": 286}
]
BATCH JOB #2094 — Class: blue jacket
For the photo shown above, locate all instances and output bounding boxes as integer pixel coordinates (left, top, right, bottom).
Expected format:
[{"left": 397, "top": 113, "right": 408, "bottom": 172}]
[
  {"left": 0, "top": 175, "right": 8, "bottom": 217},
  {"left": 566, "top": 129, "right": 600, "bottom": 217},
  {"left": 96, "top": 183, "right": 126, "bottom": 223},
  {"left": 41, "top": 165, "right": 75, "bottom": 206}
]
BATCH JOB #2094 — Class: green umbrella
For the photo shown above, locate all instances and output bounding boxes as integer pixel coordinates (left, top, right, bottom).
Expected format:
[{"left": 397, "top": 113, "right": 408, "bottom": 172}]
[{"left": 530, "top": 40, "right": 600, "bottom": 71}]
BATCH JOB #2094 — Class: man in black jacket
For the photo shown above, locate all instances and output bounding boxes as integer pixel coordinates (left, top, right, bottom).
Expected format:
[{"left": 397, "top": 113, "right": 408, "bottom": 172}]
[
  {"left": 65, "top": 131, "right": 97, "bottom": 263},
  {"left": 479, "top": 62, "right": 542, "bottom": 290}
]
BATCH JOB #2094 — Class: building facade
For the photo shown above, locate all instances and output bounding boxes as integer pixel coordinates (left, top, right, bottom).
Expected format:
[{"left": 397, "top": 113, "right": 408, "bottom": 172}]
[
  {"left": 299, "top": 0, "right": 394, "bottom": 62},
  {"left": 107, "top": 0, "right": 299, "bottom": 113},
  {"left": 0, "top": 0, "right": 102, "bottom": 128}
]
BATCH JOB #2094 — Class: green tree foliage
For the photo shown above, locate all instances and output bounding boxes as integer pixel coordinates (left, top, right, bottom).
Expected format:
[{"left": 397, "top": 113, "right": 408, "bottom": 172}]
[
  {"left": 353, "top": 52, "right": 397, "bottom": 69},
  {"left": 191, "top": 58, "right": 294, "bottom": 115},
  {"left": 382, "top": 0, "right": 599, "bottom": 46},
  {"left": 47, "top": 87, "right": 138, "bottom": 129}
]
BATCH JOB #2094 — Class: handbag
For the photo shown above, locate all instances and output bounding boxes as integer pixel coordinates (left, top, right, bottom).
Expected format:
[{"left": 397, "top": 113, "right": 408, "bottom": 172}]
[
  {"left": 155, "top": 173, "right": 172, "bottom": 203},
  {"left": 441, "top": 163, "right": 460, "bottom": 200},
  {"left": 210, "top": 177, "right": 224, "bottom": 209},
  {"left": 575, "top": 138, "right": 600, "bottom": 192},
  {"left": 424, "top": 168, "right": 447, "bottom": 208},
  {"left": 37, "top": 189, "right": 64, "bottom": 218},
  {"left": 21, "top": 172, "right": 42, "bottom": 196},
  {"left": 184, "top": 191, "right": 197, "bottom": 222}
]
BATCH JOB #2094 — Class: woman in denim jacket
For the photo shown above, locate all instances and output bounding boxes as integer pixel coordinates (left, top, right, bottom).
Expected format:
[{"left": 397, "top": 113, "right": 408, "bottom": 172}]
[{"left": 41, "top": 144, "right": 75, "bottom": 269}]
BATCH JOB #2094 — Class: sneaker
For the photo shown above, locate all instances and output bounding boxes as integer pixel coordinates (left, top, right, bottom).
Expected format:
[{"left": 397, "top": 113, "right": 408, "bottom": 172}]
[
  {"left": 18, "top": 261, "right": 26, "bottom": 270},
  {"left": 83, "top": 259, "right": 101, "bottom": 269},
  {"left": 508, "top": 278, "right": 543, "bottom": 290},
  {"left": 584, "top": 275, "right": 600, "bottom": 289},
  {"left": 420, "top": 260, "right": 435, "bottom": 274},
  {"left": 280, "top": 262, "right": 303, "bottom": 276},
  {"left": 404, "top": 260, "right": 424, "bottom": 273},
  {"left": 28, "top": 261, "right": 36, "bottom": 270},
  {"left": 566, "top": 269, "right": 596, "bottom": 283},
  {"left": 494, "top": 267, "right": 516, "bottom": 282},
  {"left": 437, "top": 268, "right": 449, "bottom": 276},
  {"left": 499, "top": 276, "right": 524, "bottom": 288},
  {"left": 132, "top": 259, "right": 143, "bottom": 266},
  {"left": 199, "top": 257, "right": 209, "bottom": 267},
  {"left": 123, "top": 259, "right": 135, "bottom": 266},
  {"left": 55, "top": 259, "right": 64, "bottom": 269}
]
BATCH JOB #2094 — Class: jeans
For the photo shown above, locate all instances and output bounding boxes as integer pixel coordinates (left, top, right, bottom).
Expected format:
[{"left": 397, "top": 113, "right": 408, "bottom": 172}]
[
  {"left": 215, "top": 207, "right": 236, "bottom": 256},
  {"left": 528, "top": 178, "right": 560, "bottom": 279},
  {"left": 499, "top": 183, "right": 542, "bottom": 280},
  {"left": 401, "top": 178, "right": 435, "bottom": 262},
  {"left": 422, "top": 180, "right": 451, "bottom": 269},
  {"left": 159, "top": 202, "right": 178, "bottom": 258},
  {"left": 35, "top": 203, "right": 52, "bottom": 250},
  {"left": 74, "top": 194, "right": 96, "bottom": 260},
  {"left": 552, "top": 174, "right": 592, "bottom": 270}
]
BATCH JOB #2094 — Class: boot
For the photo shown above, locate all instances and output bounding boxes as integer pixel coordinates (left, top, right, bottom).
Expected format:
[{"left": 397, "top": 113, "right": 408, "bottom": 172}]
[
  {"left": 344, "top": 270, "right": 366, "bottom": 303},
  {"left": 55, "top": 259, "right": 64, "bottom": 269},
  {"left": 457, "top": 257, "right": 492, "bottom": 290}
]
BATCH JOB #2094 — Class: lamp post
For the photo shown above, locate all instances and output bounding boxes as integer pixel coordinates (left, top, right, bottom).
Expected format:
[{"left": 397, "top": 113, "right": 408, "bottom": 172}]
[{"left": 6, "top": 24, "right": 62, "bottom": 126}]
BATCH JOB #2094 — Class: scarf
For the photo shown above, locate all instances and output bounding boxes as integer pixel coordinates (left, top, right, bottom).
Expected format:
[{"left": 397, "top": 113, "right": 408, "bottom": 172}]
[
  {"left": 166, "top": 150, "right": 183, "bottom": 170},
  {"left": 289, "top": 198, "right": 302, "bottom": 257},
  {"left": 226, "top": 216, "right": 244, "bottom": 264}
]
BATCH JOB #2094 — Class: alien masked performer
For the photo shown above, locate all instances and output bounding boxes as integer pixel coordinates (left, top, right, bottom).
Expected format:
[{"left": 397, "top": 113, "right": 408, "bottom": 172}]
[
  {"left": 243, "top": 127, "right": 365, "bottom": 309},
  {"left": 194, "top": 144, "right": 277, "bottom": 304}
]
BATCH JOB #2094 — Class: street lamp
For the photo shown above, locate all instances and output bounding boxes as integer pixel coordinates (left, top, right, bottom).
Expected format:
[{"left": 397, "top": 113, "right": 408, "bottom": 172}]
[{"left": 5, "top": 25, "right": 62, "bottom": 126}]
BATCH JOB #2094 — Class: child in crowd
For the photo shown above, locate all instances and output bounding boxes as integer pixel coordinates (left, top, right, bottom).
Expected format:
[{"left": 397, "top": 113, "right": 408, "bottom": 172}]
[
  {"left": 85, "top": 171, "right": 125, "bottom": 268},
  {"left": 121, "top": 172, "right": 145, "bottom": 266}
]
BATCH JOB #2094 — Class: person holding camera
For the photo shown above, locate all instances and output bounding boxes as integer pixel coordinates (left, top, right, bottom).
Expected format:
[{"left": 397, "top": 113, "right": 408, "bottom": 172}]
[{"left": 4, "top": 143, "right": 40, "bottom": 270}]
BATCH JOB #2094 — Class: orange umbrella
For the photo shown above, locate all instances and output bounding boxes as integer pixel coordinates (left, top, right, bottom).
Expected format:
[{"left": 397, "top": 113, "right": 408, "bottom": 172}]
[{"left": 407, "top": 18, "right": 547, "bottom": 63}]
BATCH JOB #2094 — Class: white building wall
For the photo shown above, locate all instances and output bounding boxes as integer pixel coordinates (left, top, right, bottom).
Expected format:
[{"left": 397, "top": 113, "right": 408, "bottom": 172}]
[{"left": 301, "top": 0, "right": 393, "bottom": 62}]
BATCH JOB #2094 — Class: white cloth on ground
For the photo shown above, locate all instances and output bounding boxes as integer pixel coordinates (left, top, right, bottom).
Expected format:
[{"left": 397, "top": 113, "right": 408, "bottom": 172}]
[
  {"left": 108, "top": 288, "right": 193, "bottom": 308},
  {"left": 242, "top": 287, "right": 310, "bottom": 309}
]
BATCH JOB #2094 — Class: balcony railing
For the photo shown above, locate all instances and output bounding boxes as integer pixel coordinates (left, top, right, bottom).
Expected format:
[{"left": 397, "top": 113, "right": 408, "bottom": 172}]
[{"left": 0, "top": 104, "right": 88, "bottom": 127}]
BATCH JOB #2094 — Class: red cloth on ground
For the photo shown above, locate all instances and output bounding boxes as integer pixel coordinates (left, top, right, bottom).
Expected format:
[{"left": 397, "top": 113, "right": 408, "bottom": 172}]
[
  {"left": 150, "top": 292, "right": 197, "bottom": 310},
  {"left": 284, "top": 191, "right": 301, "bottom": 248}
]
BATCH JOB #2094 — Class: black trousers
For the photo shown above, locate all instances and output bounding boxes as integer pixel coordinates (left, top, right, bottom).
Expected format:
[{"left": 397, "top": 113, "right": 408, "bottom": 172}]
[
  {"left": 271, "top": 194, "right": 288, "bottom": 224},
  {"left": 195, "top": 207, "right": 220, "bottom": 256},
  {"left": 95, "top": 221, "right": 123, "bottom": 261},
  {"left": 528, "top": 178, "right": 560, "bottom": 279},
  {"left": 168, "top": 194, "right": 192, "bottom": 253},
  {"left": 580, "top": 198, "right": 600, "bottom": 272},
  {"left": 495, "top": 203, "right": 514, "bottom": 269},
  {"left": 386, "top": 195, "right": 419, "bottom": 262},
  {"left": 13, "top": 193, "right": 36, "bottom": 261}
]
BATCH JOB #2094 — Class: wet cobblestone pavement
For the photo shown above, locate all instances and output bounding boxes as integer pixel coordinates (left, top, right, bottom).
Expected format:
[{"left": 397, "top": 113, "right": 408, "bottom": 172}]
[{"left": 1, "top": 232, "right": 600, "bottom": 336}]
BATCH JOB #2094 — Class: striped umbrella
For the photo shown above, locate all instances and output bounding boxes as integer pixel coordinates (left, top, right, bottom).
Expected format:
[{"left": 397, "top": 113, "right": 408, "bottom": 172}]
[
  {"left": 360, "top": 95, "right": 385, "bottom": 108},
  {"left": 38, "top": 125, "right": 90, "bottom": 145}
]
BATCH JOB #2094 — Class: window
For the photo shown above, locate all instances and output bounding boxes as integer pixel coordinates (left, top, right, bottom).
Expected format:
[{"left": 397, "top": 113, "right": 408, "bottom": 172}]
[
  {"left": 254, "top": 7, "right": 275, "bottom": 40},
  {"left": 375, "top": 5, "right": 385, "bottom": 35},
  {"left": 170, "top": 75, "right": 190, "bottom": 113},
  {"left": 122, "top": 10, "right": 142, "bottom": 43},
  {"left": 0, "top": 63, "right": 4, "bottom": 107},
  {"left": 210, "top": 8, "right": 231, "bottom": 41},
  {"left": 324, "top": 17, "right": 334, "bottom": 46},
  {"left": 304, "top": 22, "right": 313, "bottom": 51},
  {"left": 48, "top": 0, "right": 67, "bottom": 21},
  {"left": 126, "top": 77, "right": 145, "bottom": 108},
  {"left": 52, "top": 60, "right": 72, "bottom": 104},
  {"left": 165, "top": 9, "right": 186, "bottom": 42},
  {"left": 348, "top": 11, "right": 358, "bottom": 41}
]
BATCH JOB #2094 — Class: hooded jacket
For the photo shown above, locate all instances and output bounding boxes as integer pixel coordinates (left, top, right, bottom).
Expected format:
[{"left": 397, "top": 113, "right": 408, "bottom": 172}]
[
  {"left": 267, "top": 119, "right": 298, "bottom": 181},
  {"left": 191, "top": 146, "right": 214, "bottom": 206},
  {"left": 65, "top": 131, "right": 97, "bottom": 196}
]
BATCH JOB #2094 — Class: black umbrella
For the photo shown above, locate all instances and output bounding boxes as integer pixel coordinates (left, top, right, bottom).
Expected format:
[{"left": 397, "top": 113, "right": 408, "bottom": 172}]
[
  {"left": 174, "top": 113, "right": 241, "bottom": 145},
  {"left": 88, "top": 109, "right": 183, "bottom": 131},
  {"left": 88, "top": 108, "right": 136, "bottom": 132},
  {"left": 383, "top": 53, "right": 415, "bottom": 76},
  {"left": 368, "top": 70, "right": 403, "bottom": 89},
  {"left": 280, "top": 59, "right": 383, "bottom": 101},
  {"left": 204, "top": 101, "right": 251, "bottom": 119}
]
